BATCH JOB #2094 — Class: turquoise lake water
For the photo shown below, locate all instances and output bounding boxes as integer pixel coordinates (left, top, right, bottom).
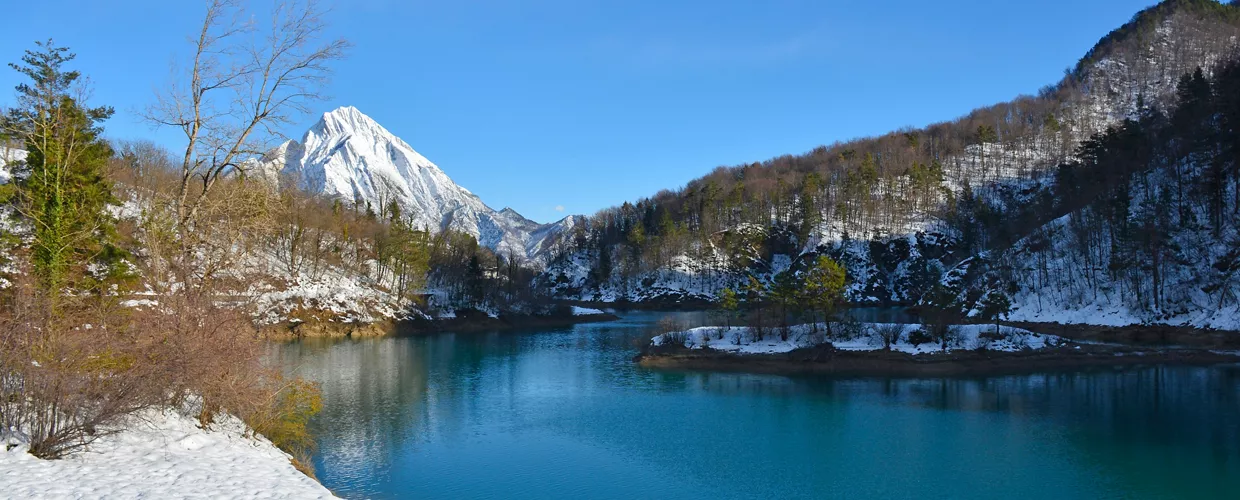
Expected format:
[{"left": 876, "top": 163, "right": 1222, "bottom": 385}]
[{"left": 273, "top": 311, "right": 1240, "bottom": 499}]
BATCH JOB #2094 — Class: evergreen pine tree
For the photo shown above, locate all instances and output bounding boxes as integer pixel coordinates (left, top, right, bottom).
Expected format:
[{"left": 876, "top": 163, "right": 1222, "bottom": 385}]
[
  {"left": 978, "top": 291, "right": 1012, "bottom": 336},
  {"left": 2, "top": 40, "right": 117, "bottom": 303}
]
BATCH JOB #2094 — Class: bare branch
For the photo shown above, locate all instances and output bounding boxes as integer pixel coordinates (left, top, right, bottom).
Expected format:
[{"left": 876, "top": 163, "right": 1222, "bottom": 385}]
[{"left": 142, "top": 0, "right": 348, "bottom": 291}]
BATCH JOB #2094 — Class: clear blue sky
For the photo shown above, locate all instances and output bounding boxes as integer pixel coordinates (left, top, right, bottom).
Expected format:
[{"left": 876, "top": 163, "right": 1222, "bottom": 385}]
[{"left": 3, "top": 0, "right": 1161, "bottom": 223}]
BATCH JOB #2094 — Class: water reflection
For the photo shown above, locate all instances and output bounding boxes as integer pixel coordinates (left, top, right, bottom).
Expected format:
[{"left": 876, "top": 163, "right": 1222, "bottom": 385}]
[{"left": 273, "top": 312, "right": 1240, "bottom": 499}]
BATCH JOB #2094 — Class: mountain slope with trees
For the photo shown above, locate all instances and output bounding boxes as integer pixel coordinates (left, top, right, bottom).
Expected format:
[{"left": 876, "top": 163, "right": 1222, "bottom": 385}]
[{"left": 541, "top": 0, "right": 1240, "bottom": 330}]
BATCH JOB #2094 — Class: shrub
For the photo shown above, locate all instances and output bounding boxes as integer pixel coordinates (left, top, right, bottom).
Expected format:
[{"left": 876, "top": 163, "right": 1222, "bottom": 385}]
[
  {"left": 906, "top": 328, "right": 933, "bottom": 348},
  {"left": 978, "top": 329, "right": 1007, "bottom": 342},
  {"left": 919, "top": 311, "right": 964, "bottom": 352},
  {"left": 935, "top": 325, "right": 965, "bottom": 351},
  {"left": 0, "top": 271, "right": 323, "bottom": 464},
  {"left": 666, "top": 330, "right": 690, "bottom": 346},
  {"left": 245, "top": 377, "right": 324, "bottom": 477},
  {"left": 141, "top": 292, "right": 327, "bottom": 474},
  {"left": 976, "top": 328, "right": 1007, "bottom": 350},
  {"left": 0, "top": 279, "right": 165, "bottom": 458},
  {"left": 829, "top": 316, "right": 864, "bottom": 341},
  {"left": 699, "top": 330, "right": 714, "bottom": 347},
  {"left": 646, "top": 317, "right": 687, "bottom": 347},
  {"left": 872, "top": 324, "right": 905, "bottom": 350}
]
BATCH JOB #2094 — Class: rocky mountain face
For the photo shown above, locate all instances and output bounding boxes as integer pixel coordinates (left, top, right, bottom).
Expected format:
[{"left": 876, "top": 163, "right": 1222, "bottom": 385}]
[{"left": 265, "top": 106, "right": 573, "bottom": 263}]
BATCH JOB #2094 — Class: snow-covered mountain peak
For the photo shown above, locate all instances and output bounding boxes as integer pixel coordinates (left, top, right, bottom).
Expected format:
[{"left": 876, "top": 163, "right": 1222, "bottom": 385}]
[
  {"left": 312, "top": 106, "right": 404, "bottom": 145},
  {"left": 301, "top": 106, "right": 440, "bottom": 177},
  {"left": 319, "top": 105, "right": 370, "bottom": 127},
  {"left": 265, "top": 106, "right": 574, "bottom": 263},
  {"left": 497, "top": 207, "right": 531, "bottom": 221}
]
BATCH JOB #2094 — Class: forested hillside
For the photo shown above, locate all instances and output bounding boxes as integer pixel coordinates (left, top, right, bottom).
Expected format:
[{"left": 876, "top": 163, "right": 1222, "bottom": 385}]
[
  {"left": 991, "top": 61, "right": 1240, "bottom": 327},
  {"left": 541, "top": 0, "right": 1240, "bottom": 329}
]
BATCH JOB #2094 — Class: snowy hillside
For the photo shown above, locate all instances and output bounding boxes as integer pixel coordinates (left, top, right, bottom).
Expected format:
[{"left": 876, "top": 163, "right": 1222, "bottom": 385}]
[
  {"left": 267, "top": 106, "right": 572, "bottom": 262},
  {"left": 542, "top": 0, "right": 1240, "bottom": 330},
  {"left": 996, "top": 164, "right": 1240, "bottom": 331}
]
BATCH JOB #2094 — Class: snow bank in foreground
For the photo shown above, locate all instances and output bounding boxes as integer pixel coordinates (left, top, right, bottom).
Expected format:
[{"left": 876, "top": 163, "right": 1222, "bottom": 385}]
[
  {"left": 571, "top": 306, "right": 606, "bottom": 316},
  {"left": 652, "top": 323, "right": 1064, "bottom": 355},
  {"left": 0, "top": 408, "right": 335, "bottom": 499}
]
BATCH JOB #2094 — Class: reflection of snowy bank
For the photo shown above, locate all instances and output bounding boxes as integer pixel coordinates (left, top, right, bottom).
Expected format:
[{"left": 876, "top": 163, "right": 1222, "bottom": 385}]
[
  {"left": 1, "top": 406, "right": 335, "bottom": 498},
  {"left": 652, "top": 323, "right": 1064, "bottom": 355}
]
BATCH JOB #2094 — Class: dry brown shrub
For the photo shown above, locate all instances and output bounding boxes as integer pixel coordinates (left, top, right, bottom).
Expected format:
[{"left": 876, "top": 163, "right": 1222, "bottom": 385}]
[{"left": 0, "top": 276, "right": 164, "bottom": 458}]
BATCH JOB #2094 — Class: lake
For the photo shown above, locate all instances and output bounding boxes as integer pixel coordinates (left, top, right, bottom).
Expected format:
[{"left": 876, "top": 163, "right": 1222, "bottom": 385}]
[{"left": 272, "top": 311, "right": 1240, "bottom": 499}]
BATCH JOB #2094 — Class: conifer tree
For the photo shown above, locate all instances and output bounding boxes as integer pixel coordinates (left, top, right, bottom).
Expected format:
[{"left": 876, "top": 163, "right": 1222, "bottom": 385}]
[
  {"left": 978, "top": 291, "right": 1012, "bottom": 336},
  {"left": 717, "top": 287, "right": 739, "bottom": 330},
  {"left": 803, "top": 255, "right": 846, "bottom": 334},
  {"left": 2, "top": 40, "right": 117, "bottom": 307}
]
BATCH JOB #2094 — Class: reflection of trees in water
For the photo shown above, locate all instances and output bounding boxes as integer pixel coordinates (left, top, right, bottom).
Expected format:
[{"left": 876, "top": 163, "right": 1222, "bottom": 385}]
[
  {"left": 266, "top": 314, "right": 713, "bottom": 486},
  {"left": 875, "top": 367, "right": 1240, "bottom": 493},
  {"left": 629, "top": 367, "right": 1240, "bottom": 496},
  {"left": 880, "top": 368, "right": 1240, "bottom": 457},
  {"left": 274, "top": 317, "right": 1240, "bottom": 496},
  {"left": 271, "top": 338, "right": 433, "bottom": 480},
  {"left": 675, "top": 367, "right": 1240, "bottom": 463},
  {"left": 269, "top": 331, "right": 550, "bottom": 483}
]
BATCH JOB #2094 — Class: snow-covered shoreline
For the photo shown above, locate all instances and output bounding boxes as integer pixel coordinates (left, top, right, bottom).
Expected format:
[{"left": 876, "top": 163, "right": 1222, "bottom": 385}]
[
  {"left": 641, "top": 321, "right": 1240, "bottom": 378},
  {"left": 651, "top": 322, "right": 1064, "bottom": 355},
  {"left": 1, "top": 407, "right": 336, "bottom": 499}
]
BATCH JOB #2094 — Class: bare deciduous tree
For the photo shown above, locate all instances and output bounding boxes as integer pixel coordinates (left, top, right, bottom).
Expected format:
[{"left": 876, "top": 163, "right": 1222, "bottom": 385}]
[{"left": 145, "top": 0, "right": 347, "bottom": 286}]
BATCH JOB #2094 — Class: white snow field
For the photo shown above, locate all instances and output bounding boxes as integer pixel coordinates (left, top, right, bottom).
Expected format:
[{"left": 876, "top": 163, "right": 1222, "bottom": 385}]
[
  {"left": 653, "top": 323, "right": 1064, "bottom": 355},
  {"left": 0, "top": 408, "right": 336, "bottom": 499}
]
